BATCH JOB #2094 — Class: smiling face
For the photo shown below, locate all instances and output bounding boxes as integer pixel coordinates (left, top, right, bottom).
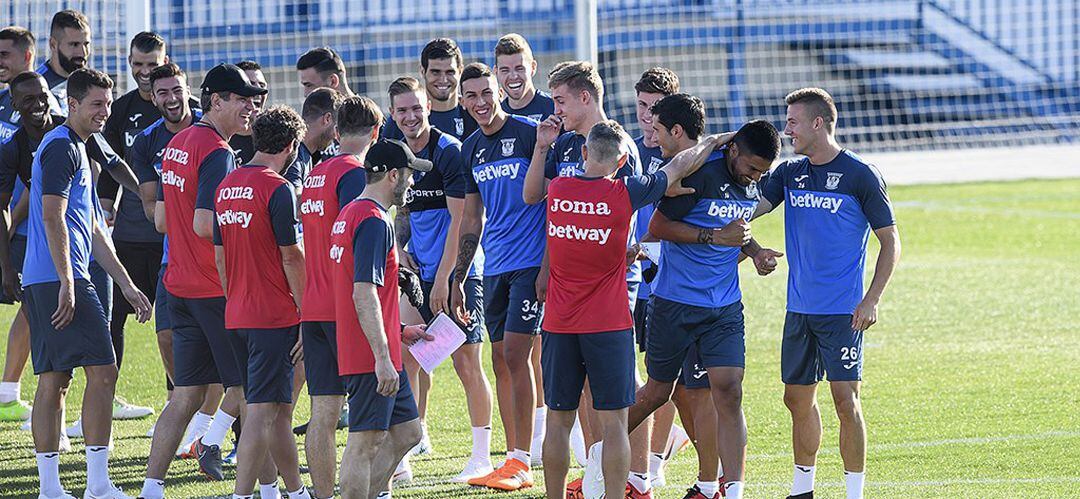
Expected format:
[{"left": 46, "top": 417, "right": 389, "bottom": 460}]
[
  {"left": 552, "top": 83, "right": 591, "bottom": 133},
  {"left": 785, "top": 102, "right": 824, "bottom": 156},
  {"left": 391, "top": 89, "right": 430, "bottom": 141},
  {"left": 422, "top": 58, "right": 460, "bottom": 103},
  {"left": 11, "top": 77, "right": 51, "bottom": 129},
  {"left": 52, "top": 27, "right": 91, "bottom": 74},
  {"left": 461, "top": 75, "right": 501, "bottom": 127},
  {"left": 495, "top": 52, "right": 536, "bottom": 102},
  {"left": 69, "top": 85, "right": 112, "bottom": 135},
  {"left": 651, "top": 120, "right": 682, "bottom": 159},
  {"left": 129, "top": 49, "right": 166, "bottom": 95},
  {"left": 727, "top": 142, "right": 773, "bottom": 186},
  {"left": 0, "top": 40, "right": 32, "bottom": 84},
  {"left": 151, "top": 75, "right": 190, "bottom": 124},
  {"left": 636, "top": 91, "right": 665, "bottom": 147},
  {"left": 211, "top": 92, "right": 256, "bottom": 137}
]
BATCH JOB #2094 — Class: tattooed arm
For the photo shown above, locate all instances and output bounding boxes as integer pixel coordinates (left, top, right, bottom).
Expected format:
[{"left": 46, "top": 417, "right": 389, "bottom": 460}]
[
  {"left": 450, "top": 193, "right": 483, "bottom": 322},
  {"left": 394, "top": 204, "right": 418, "bottom": 272}
]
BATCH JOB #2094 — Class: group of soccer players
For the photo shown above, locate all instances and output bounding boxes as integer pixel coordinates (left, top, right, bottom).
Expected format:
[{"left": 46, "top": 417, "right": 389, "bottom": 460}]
[{"left": 0, "top": 8, "right": 902, "bottom": 499}]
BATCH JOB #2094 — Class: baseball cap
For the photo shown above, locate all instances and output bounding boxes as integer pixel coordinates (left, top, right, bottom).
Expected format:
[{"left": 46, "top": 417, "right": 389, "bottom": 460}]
[
  {"left": 200, "top": 63, "right": 268, "bottom": 97},
  {"left": 366, "top": 139, "right": 433, "bottom": 173}
]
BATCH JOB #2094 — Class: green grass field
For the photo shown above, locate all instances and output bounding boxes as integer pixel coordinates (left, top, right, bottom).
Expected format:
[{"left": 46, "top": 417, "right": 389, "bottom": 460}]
[{"left": 1, "top": 178, "right": 1078, "bottom": 498}]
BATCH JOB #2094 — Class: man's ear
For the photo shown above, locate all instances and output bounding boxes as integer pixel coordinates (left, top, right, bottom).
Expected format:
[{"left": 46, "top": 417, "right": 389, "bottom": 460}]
[{"left": 581, "top": 143, "right": 589, "bottom": 162}]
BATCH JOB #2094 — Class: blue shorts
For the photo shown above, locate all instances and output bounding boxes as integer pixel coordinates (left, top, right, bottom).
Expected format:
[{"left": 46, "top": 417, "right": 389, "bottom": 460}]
[
  {"left": 482, "top": 267, "right": 542, "bottom": 342},
  {"left": 169, "top": 293, "right": 242, "bottom": 388},
  {"left": 89, "top": 260, "right": 112, "bottom": 322},
  {"left": 154, "top": 264, "right": 171, "bottom": 332},
  {"left": 230, "top": 326, "right": 298, "bottom": 404},
  {"left": 1, "top": 235, "right": 27, "bottom": 303},
  {"left": 541, "top": 330, "right": 637, "bottom": 411},
  {"left": 345, "top": 371, "right": 419, "bottom": 432},
  {"left": 419, "top": 277, "right": 484, "bottom": 344},
  {"left": 302, "top": 321, "right": 345, "bottom": 396},
  {"left": 645, "top": 297, "right": 745, "bottom": 383},
  {"left": 781, "top": 312, "right": 864, "bottom": 385},
  {"left": 24, "top": 279, "right": 115, "bottom": 374}
]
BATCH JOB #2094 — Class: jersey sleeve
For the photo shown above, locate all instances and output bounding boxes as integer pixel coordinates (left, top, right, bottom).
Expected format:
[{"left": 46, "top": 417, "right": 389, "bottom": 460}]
[
  {"left": 282, "top": 148, "right": 311, "bottom": 193},
  {"left": 38, "top": 139, "right": 79, "bottom": 198},
  {"left": 102, "top": 102, "right": 125, "bottom": 159},
  {"left": 336, "top": 168, "right": 367, "bottom": 207},
  {"left": 543, "top": 141, "right": 558, "bottom": 179},
  {"left": 858, "top": 165, "right": 896, "bottom": 229},
  {"left": 656, "top": 169, "right": 704, "bottom": 221},
  {"left": 352, "top": 217, "right": 391, "bottom": 285},
  {"left": 130, "top": 133, "right": 156, "bottom": 184},
  {"left": 439, "top": 143, "right": 466, "bottom": 199},
  {"left": 624, "top": 171, "right": 669, "bottom": 211},
  {"left": 0, "top": 137, "right": 17, "bottom": 195},
  {"left": 268, "top": 183, "right": 300, "bottom": 246},
  {"left": 85, "top": 133, "right": 122, "bottom": 171},
  {"left": 460, "top": 141, "right": 479, "bottom": 194},
  {"left": 616, "top": 140, "right": 642, "bottom": 177},
  {"left": 761, "top": 161, "right": 786, "bottom": 206},
  {"left": 195, "top": 148, "right": 235, "bottom": 210}
]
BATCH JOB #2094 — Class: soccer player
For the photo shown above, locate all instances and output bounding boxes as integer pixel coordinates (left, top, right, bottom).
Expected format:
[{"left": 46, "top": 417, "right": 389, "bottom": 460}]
[
  {"left": 383, "top": 38, "right": 478, "bottom": 141},
  {"left": 628, "top": 94, "right": 782, "bottom": 499},
  {"left": 1, "top": 26, "right": 45, "bottom": 140},
  {"left": 334, "top": 139, "right": 431, "bottom": 498},
  {"left": 213, "top": 105, "right": 310, "bottom": 499},
  {"left": 296, "top": 47, "right": 355, "bottom": 97},
  {"left": 23, "top": 67, "right": 151, "bottom": 499},
  {"left": 299, "top": 95, "right": 379, "bottom": 499},
  {"left": 751, "top": 88, "right": 900, "bottom": 499},
  {"left": 451, "top": 62, "right": 545, "bottom": 491},
  {"left": 38, "top": 10, "right": 92, "bottom": 112},
  {"left": 229, "top": 61, "right": 269, "bottom": 165},
  {"left": 139, "top": 63, "right": 266, "bottom": 498},
  {"left": 494, "top": 34, "right": 554, "bottom": 122},
  {"left": 387, "top": 76, "right": 494, "bottom": 482}
]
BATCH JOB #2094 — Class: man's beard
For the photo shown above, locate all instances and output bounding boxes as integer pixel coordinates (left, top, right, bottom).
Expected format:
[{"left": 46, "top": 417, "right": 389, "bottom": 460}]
[{"left": 58, "top": 51, "right": 86, "bottom": 73}]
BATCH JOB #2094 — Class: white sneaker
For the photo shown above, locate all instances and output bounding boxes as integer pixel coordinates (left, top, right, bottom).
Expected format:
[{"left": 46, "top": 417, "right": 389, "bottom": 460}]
[
  {"left": 409, "top": 429, "right": 432, "bottom": 456},
  {"left": 38, "top": 491, "right": 76, "bottom": 499},
  {"left": 82, "top": 483, "right": 132, "bottom": 499},
  {"left": 112, "top": 398, "right": 153, "bottom": 420},
  {"left": 21, "top": 419, "right": 32, "bottom": 431},
  {"left": 66, "top": 419, "right": 83, "bottom": 438},
  {"left": 392, "top": 457, "right": 412, "bottom": 484},
  {"left": 451, "top": 457, "right": 494, "bottom": 483},
  {"left": 649, "top": 453, "right": 667, "bottom": 489},
  {"left": 582, "top": 441, "right": 605, "bottom": 499},
  {"left": 570, "top": 419, "right": 588, "bottom": 467},
  {"left": 145, "top": 424, "right": 155, "bottom": 438}
]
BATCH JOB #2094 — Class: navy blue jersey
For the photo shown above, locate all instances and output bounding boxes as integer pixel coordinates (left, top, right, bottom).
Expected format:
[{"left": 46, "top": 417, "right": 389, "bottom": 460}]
[
  {"left": 762, "top": 150, "right": 895, "bottom": 315},
  {"left": 461, "top": 115, "right": 546, "bottom": 275},
  {"left": 23, "top": 125, "right": 98, "bottom": 285},
  {"left": 35, "top": 63, "right": 69, "bottom": 116},
  {"left": 0, "top": 90, "right": 18, "bottom": 143},
  {"left": 282, "top": 141, "right": 312, "bottom": 195},
  {"left": 502, "top": 91, "right": 554, "bottom": 122},
  {"left": 406, "top": 127, "right": 480, "bottom": 281},
  {"left": 0, "top": 133, "right": 29, "bottom": 236},
  {"left": 653, "top": 149, "right": 761, "bottom": 308},
  {"left": 383, "top": 105, "right": 478, "bottom": 142},
  {"left": 633, "top": 136, "right": 666, "bottom": 300}
]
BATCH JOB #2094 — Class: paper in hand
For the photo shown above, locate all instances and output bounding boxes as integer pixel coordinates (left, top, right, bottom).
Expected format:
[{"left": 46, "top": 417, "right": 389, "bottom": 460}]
[{"left": 408, "top": 312, "right": 467, "bottom": 374}]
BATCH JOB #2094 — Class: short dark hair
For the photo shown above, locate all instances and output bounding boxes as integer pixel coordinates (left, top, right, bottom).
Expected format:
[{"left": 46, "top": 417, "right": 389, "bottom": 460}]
[
  {"left": 252, "top": 105, "right": 307, "bottom": 155},
  {"left": 785, "top": 87, "right": 837, "bottom": 133},
  {"left": 9, "top": 71, "right": 46, "bottom": 96},
  {"left": 296, "top": 47, "right": 345, "bottom": 77},
  {"left": 336, "top": 96, "right": 383, "bottom": 137},
  {"left": 148, "top": 63, "right": 185, "bottom": 90},
  {"left": 388, "top": 76, "right": 424, "bottom": 105},
  {"left": 732, "top": 119, "right": 782, "bottom": 162},
  {"left": 460, "top": 62, "right": 493, "bottom": 87},
  {"left": 302, "top": 87, "right": 344, "bottom": 122},
  {"left": 67, "top": 68, "right": 112, "bottom": 101},
  {"left": 0, "top": 26, "right": 35, "bottom": 54},
  {"left": 651, "top": 93, "right": 705, "bottom": 140},
  {"left": 421, "top": 38, "right": 462, "bottom": 71},
  {"left": 235, "top": 60, "right": 262, "bottom": 72},
  {"left": 199, "top": 90, "right": 229, "bottom": 112},
  {"left": 635, "top": 67, "right": 679, "bottom": 96},
  {"left": 494, "top": 33, "right": 533, "bottom": 60},
  {"left": 130, "top": 31, "right": 164, "bottom": 54},
  {"left": 50, "top": 10, "right": 90, "bottom": 39}
]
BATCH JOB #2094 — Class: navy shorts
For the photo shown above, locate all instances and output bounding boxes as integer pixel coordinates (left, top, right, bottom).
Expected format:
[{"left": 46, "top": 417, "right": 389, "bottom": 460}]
[
  {"left": 230, "top": 326, "right": 298, "bottom": 404},
  {"left": 541, "top": 330, "right": 637, "bottom": 411},
  {"left": 89, "top": 260, "right": 112, "bottom": 322},
  {"left": 646, "top": 297, "right": 745, "bottom": 383},
  {"left": 345, "top": 371, "right": 419, "bottom": 432},
  {"left": 24, "top": 279, "right": 115, "bottom": 374},
  {"left": 633, "top": 298, "right": 650, "bottom": 353},
  {"left": 169, "top": 293, "right": 242, "bottom": 388},
  {"left": 154, "top": 264, "right": 171, "bottom": 332},
  {"left": 677, "top": 343, "right": 710, "bottom": 389},
  {"left": 302, "top": 321, "right": 345, "bottom": 396},
  {"left": 419, "top": 277, "right": 484, "bottom": 344},
  {"left": 1, "top": 234, "right": 27, "bottom": 304},
  {"left": 781, "top": 312, "right": 864, "bottom": 385},
  {"left": 482, "top": 267, "right": 542, "bottom": 342},
  {"left": 111, "top": 240, "right": 162, "bottom": 316}
]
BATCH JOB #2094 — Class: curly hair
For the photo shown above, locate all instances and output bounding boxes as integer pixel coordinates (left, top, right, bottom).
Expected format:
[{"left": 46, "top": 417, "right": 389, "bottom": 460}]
[{"left": 252, "top": 105, "right": 307, "bottom": 155}]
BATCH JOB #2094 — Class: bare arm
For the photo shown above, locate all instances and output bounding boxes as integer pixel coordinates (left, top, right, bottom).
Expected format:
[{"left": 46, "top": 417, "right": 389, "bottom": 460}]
[
  {"left": 354, "top": 281, "right": 398, "bottom": 396},
  {"left": 648, "top": 209, "right": 750, "bottom": 247},
  {"left": 106, "top": 159, "right": 141, "bottom": 194},
  {"left": 193, "top": 208, "right": 215, "bottom": 240},
  {"left": 852, "top": 225, "right": 901, "bottom": 331},
  {"left": 428, "top": 196, "right": 464, "bottom": 315},
  {"left": 450, "top": 193, "right": 483, "bottom": 323},
  {"left": 139, "top": 182, "right": 158, "bottom": 223},
  {"left": 279, "top": 243, "right": 306, "bottom": 311},
  {"left": 523, "top": 115, "right": 561, "bottom": 205},
  {"left": 154, "top": 200, "right": 167, "bottom": 233},
  {"left": 214, "top": 245, "right": 227, "bottom": 294},
  {"left": 0, "top": 192, "right": 16, "bottom": 298},
  {"left": 657, "top": 132, "right": 734, "bottom": 192}
]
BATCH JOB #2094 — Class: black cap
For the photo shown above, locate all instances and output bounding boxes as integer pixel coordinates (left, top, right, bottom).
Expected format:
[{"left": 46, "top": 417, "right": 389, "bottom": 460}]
[
  {"left": 200, "top": 63, "right": 268, "bottom": 97},
  {"left": 366, "top": 139, "right": 433, "bottom": 173}
]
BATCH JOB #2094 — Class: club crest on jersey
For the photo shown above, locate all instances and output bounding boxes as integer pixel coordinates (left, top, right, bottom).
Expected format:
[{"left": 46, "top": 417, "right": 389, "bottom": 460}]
[
  {"left": 648, "top": 157, "right": 663, "bottom": 174},
  {"left": 745, "top": 181, "right": 758, "bottom": 198},
  {"left": 500, "top": 138, "right": 516, "bottom": 157},
  {"left": 454, "top": 118, "right": 464, "bottom": 136},
  {"left": 826, "top": 172, "right": 843, "bottom": 190}
]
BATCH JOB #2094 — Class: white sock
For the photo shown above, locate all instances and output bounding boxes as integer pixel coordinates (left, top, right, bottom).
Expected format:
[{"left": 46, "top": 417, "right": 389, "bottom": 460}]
[
  {"left": 791, "top": 464, "right": 815, "bottom": 495},
  {"left": 375, "top": 492, "right": 391, "bottom": 499},
  {"left": 532, "top": 406, "right": 546, "bottom": 441},
  {"left": 845, "top": 470, "right": 865, "bottom": 499},
  {"left": 140, "top": 478, "right": 165, "bottom": 499},
  {"left": 287, "top": 486, "right": 312, "bottom": 499},
  {"left": 36, "top": 452, "right": 63, "bottom": 497},
  {"left": 0, "top": 381, "right": 19, "bottom": 403},
  {"left": 259, "top": 482, "right": 281, "bottom": 499},
  {"left": 508, "top": 449, "right": 530, "bottom": 467},
  {"left": 649, "top": 453, "right": 665, "bottom": 476},
  {"left": 569, "top": 419, "right": 587, "bottom": 465},
  {"left": 471, "top": 426, "right": 492, "bottom": 461},
  {"left": 86, "top": 445, "right": 110, "bottom": 495},
  {"left": 187, "top": 411, "right": 214, "bottom": 442},
  {"left": 724, "top": 481, "right": 745, "bottom": 499},
  {"left": 628, "top": 471, "right": 651, "bottom": 493},
  {"left": 202, "top": 409, "right": 236, "bottom": 447},
  {"left": 696, "top": 480, "right": 719, "bottom": 497},
  {"left": 232, "top": 495, "right": 252, "bottom": 499}
]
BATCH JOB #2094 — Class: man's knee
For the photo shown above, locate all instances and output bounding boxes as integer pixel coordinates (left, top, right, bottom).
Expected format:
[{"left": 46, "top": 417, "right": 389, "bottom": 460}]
[
  {"left": 784, "top": 385, "right": 817, "bottom": 415},
  {"left": 832, "top": 386, "right": 862, "bottom": 423},
  {"left": 709, "top": 376, "right": 743, "bottom": 408},
  {"left": 638, "top": 379, "right": 675, "bottom": 411},
  {"left": 85, "top": 364, "right": 118, "bottom": 387}
]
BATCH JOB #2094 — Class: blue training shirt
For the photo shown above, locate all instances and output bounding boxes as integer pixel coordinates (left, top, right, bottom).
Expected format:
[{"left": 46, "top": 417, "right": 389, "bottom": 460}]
[
  {"left": 461, "top": 115, "right": 546, "bottom": 275},
  {"left": 633, "top": 136, "right": 667, "bottom": 301},
  {"left": 761, "top": 150, "right": 895, "bottom": 315},
  {"left": 502, "top": 91, "right": 555, "bottom": 122},
  {"left": 653, "top": 148, "right": 761, "bottom": 308}
]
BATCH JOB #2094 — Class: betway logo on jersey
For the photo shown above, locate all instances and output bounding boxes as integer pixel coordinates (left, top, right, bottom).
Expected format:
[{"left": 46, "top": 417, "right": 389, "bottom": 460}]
[
  {"left": 304, "top": 175, "right": 326, "bottom": 189},
  {"left": 217, "top": 209, "right": 253, "bottom": 228},
  {"left": 161, "top": 169, "right": 186, "bottom": 191},
  {"left": 548, "top": 221, "right": 613, "bottom": 245},
  {"left": 707, "top": 202, "right": 754, "bottom": 221},
  {"left": 329, "top": 243, "right": 344, "bottom": 263},
  {"left": 550, "top": 198, "right": 612, "bottom": 216},
  {"left": 301, "top": 198, "right": 324, "bottom": 216},
  {"left": 473, "top": 161, "right": 520, "bottom": 183},
  {"left": 789, "top": 191, "right": 844, "bottom": 214},
  {"left": 162, "top": 147, "right": 189, "bottom": 165},
  {"left": 217, "top": 186, "right": 254, "bottom": 201}
]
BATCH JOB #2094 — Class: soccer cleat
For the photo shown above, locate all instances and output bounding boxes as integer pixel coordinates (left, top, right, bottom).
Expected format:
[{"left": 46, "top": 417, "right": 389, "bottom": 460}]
[
  {"left": 565, "top": 478, "right": 584, "bottom": 499},
  {"left": 223, "top": 442, "right": 238, "bottom": 466},
  {"left": 66, "top": 419, "right": 83, "bottom": 438},
  {"left": 38, "top": 491, "right": 76, "bottom": 499},
  {"left": 682, "top": 485, "right": 721, "bottom": 499},
  {"left": 484, "top": 458, "right": 533, "bottom": 491},
  {"left": 0, "top": 399, "right": 32, "bottom": 421},
  {"left": 392, "top": 457, "right": 412, "bottom": 484},
  {"left": 112, "top": 397, "right": 153, "bottom": 420},
  {"left": 292, "top": 421, "right": 308, "bottom": 435},
  {"left": 649, "top": 454, "right": 667, "bottom": 489},
  {"left": 409, "top": 428, "right": 432, "bottom": 456},
  {"left": 625, "top": 482, "right": 654, "bottom": 498},
  {"left": 451, "top": 457, "right": 494, "bottom": 483},
  {"left": 665, "top": 425, "right": 690, "bottom": 460},
  {"left": 176, "top": 440, "right": 196, "bottom": 459},
  {"left": 466, "top": 463, "right": 501, "bottom": 487},
  {"left": 194, "top": 437, "right": 224, "bottom": 480},
  {"left": 786, "top": 493, "right": 813, "bottom": 499},
  {"left": 581, "top": 442, "right": 605, "bottom": 499},
  {"left": 82, "top": 483, "right": 132, "bottom": 499}
]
